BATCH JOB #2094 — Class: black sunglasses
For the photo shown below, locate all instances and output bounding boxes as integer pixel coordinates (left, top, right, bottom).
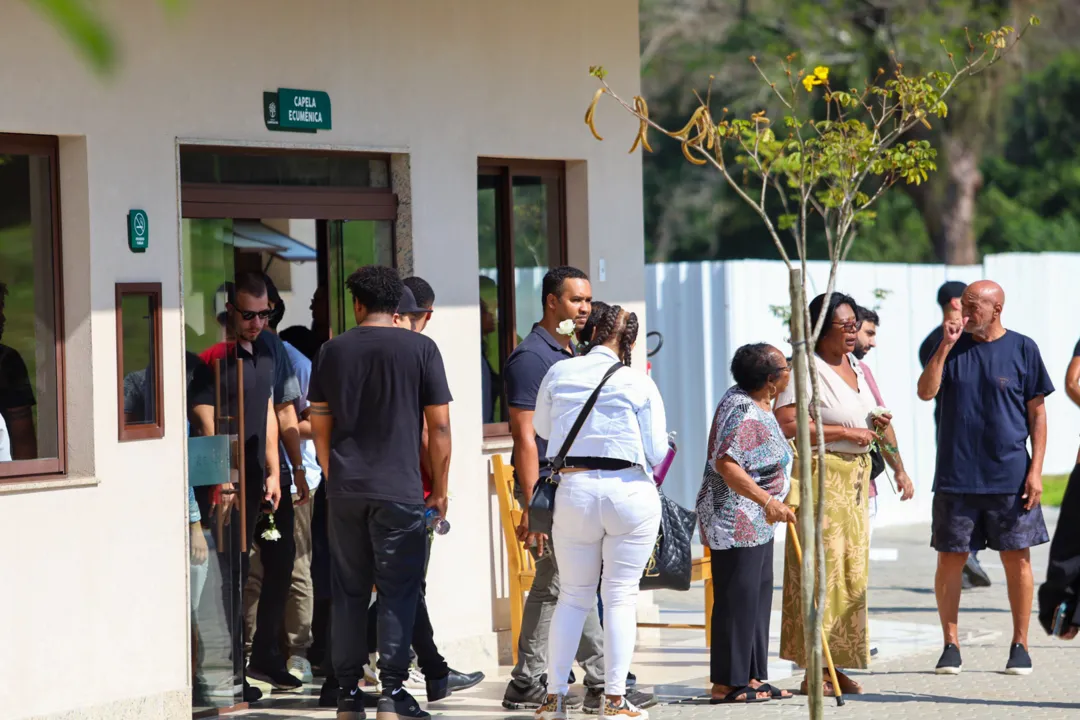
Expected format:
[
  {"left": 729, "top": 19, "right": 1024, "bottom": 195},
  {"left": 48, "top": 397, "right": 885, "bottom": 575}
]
[{"left": 230, "top": 304, "right": 272, "bottom": 321}]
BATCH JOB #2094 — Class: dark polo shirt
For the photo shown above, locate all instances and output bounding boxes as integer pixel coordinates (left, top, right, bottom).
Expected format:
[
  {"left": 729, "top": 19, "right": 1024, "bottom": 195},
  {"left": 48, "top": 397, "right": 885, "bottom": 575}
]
[
  {"left": 190, "top": 334, "right": 285, "bottom": 494},
  {"left": 504, "top": 324, "right": 574, "bottom": 479}
]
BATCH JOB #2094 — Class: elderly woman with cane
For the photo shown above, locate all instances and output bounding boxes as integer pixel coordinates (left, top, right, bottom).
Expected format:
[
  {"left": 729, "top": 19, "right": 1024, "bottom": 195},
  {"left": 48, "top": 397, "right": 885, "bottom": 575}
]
[{"left": 696, "top": 343, "right": 797, "bottom": 704}]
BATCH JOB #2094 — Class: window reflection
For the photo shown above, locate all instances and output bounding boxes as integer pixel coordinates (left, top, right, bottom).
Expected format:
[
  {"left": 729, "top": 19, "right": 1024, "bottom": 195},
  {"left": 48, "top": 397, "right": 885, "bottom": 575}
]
[
  {"left": 120, "top": 292, "right": 160, "bottom": 430},
  {"left": 476, "top": 166, "right": 565, "bottom": 429},
  {"left": 0, "top": 147, "right": 60, "bottom": 468}
]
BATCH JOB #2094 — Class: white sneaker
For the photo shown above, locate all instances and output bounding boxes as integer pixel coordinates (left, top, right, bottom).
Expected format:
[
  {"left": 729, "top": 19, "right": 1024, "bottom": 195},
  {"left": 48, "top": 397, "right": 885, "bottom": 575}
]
[
  {"left": 601, "top": 696, "right": 648, "bottom": 718},
  {"left": 287, "top": 655, "right": 313, "bottom": 684},
  {"left": 536, "top": 693, "right": 568, "bottom": 720},
  {"left": 403, "top": 664, "right": 427, "bottom": 690}
]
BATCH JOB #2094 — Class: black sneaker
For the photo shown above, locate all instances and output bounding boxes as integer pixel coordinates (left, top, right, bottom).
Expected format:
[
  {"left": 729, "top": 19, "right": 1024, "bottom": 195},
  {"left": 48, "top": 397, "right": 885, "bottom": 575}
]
[
  {"left": 337, "top": 686, "right": 368, "bottom": 720},
  {"left": 320, "top": 677, "right": 340, "bottom": 708},
  {"left": 376, "top": 687, "right": 430, "bottom": 719},
  {"left": 1005, "top": 643, "right": 1033, "bottom": 676},
  {"left": 323, "top": 679, "right": 378, "bottom": 710},
  {"left": 503, "top": 681, "right": 584, "bottom": 710},
  {"left": 963, "top": 555, "right": 992, "bottom": 588},
  {"left": 935, "top": 643, "right": 963, "bottom": 675},
  {"left": 503, "top": 681, "right": 549, "bottom": 710},
  {"left": 247, "top": 664, "right": 303, "bottom": 691},
  {"left": 583, "top": 688, "right": 656, "bottom": 714},
  {"left": 627, "top": 690, "right": 657, "bottom": 710},
  {"left": 242, "top": 681, "right": 263, "bottom": 703}
]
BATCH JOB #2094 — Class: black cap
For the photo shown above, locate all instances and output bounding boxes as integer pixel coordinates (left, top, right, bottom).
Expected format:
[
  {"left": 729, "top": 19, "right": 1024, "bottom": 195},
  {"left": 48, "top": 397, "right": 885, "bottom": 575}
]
[
  {"left": 397, "top": 286, "right": 426, "bottom": 314},
  {"left": 937, "top": 281, "right": 967, "bottom": 309}
]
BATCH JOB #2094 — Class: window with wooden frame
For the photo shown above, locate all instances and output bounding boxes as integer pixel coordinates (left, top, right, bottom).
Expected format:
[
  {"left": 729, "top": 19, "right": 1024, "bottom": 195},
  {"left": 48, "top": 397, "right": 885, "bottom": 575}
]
[
  {"left": 116, "top": 283, "right": 164, "bottom": 441},
  {"left": 477, "top": 159, "right": 567, "bottom": 436},
  {"left": 0, "top": 133, "right": 66, "bottom": 479}
]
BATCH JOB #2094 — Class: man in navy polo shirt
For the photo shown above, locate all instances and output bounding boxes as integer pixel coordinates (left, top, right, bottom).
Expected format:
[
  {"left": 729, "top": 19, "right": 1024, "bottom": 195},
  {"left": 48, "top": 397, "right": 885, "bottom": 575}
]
[
  {"left": 918, "top": 280, "right": 1053, "bottom": 677},
  {"left": 500, "top": 267, "right": 657, "bottom": 713},
  {"left": 501, "top": 266, "right": 597, "bottom": 711}
]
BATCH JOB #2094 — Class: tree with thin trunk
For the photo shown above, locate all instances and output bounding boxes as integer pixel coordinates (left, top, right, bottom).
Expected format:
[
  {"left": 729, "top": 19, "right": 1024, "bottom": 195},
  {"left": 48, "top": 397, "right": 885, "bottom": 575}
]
[{"left": 586, "top": 16, "right": 1034, "bottom": 719}]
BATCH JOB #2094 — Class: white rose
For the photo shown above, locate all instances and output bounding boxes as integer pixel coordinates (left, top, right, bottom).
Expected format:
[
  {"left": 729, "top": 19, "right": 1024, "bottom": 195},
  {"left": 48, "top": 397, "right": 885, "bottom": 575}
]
[
  {"left": 556, "top": 319, "right": 576, "bottom": 336},
  {"left": 871, "top": 406, "right": 891, "bottom": 418}
]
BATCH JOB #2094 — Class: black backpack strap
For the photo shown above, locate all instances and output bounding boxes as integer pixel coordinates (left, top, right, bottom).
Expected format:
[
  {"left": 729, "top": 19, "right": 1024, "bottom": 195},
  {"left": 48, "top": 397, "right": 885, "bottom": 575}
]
[{"left": 549, "top": 362, "right": 623, "bottom": 473}]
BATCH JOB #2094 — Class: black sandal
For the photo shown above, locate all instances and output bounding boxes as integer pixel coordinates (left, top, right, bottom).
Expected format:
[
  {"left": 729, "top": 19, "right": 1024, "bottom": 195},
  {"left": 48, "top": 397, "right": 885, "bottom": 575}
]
[
  {"left": 710, "top": 686, "right": 771, "bottom": 704},
  {"left": 754, "top": 683, "right": 793, "bottom": 699}
]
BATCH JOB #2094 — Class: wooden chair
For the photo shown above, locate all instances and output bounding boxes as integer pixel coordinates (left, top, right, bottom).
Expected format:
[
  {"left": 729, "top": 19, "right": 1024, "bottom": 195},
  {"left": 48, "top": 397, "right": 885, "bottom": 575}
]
[
  {"left": 637, "top": 546, "right": 714, "bottom": 647},
  {"left": 491, "top": 455, "right": 536, "bottom": 665}
]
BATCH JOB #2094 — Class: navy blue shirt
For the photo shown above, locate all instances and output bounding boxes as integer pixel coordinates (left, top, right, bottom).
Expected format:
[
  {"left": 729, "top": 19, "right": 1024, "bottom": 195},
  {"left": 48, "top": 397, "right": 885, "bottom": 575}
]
[
  {"left": 504, "top": 324, "right": 574, "bottom": 473},
  {"left": 934, "top": 330, "right": 1054, "bottom": 494}
]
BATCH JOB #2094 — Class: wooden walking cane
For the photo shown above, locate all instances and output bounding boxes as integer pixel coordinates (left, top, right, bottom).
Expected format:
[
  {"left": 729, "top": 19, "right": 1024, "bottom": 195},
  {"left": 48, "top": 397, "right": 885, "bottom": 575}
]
[{"left": 787, "top": 522, "right": 845, "bottom": 707}]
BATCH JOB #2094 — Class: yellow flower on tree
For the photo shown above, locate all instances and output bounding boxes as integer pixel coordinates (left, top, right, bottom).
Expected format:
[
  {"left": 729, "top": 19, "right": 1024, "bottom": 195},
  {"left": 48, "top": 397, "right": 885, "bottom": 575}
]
[{"left": 802, "top": 65, "right": 830, "bottom": 92}]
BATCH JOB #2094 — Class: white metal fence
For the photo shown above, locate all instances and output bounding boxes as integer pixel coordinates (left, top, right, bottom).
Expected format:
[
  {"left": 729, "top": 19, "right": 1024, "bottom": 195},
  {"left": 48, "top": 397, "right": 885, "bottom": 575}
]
[{"left": 646, "top": 253, "right": 1080, "bottom": 528}]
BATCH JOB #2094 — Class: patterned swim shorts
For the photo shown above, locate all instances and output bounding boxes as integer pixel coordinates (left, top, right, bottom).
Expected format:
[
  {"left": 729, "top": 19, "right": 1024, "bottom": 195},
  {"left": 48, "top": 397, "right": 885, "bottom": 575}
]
[{"left": 931, "top": 491, "right": 1050, "bottom": 553}]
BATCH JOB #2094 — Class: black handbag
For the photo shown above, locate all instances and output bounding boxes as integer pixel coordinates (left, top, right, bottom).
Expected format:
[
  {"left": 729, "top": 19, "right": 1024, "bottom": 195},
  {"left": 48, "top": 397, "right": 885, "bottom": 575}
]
[
  {"left": 527, "top": 362, "right": 623, "bottom": 536},
  {"left": 640, "top": 491, "right": 698, "bottom": 591},
  {"left": 869, "top": 447, "right": 886, "bottom": 480}
]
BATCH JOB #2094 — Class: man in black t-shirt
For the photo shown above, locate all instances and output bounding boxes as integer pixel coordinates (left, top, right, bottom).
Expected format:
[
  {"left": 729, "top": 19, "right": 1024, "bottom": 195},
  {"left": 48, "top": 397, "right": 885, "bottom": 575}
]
[{"left": 309, "top": 266, "right": 452, "bottom": 720}]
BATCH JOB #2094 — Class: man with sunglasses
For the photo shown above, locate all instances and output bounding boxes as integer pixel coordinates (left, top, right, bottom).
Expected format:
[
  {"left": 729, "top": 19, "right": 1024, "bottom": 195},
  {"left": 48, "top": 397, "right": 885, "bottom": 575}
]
[{"left": 190, "top": 273, "right": 308, "bottom": 698}]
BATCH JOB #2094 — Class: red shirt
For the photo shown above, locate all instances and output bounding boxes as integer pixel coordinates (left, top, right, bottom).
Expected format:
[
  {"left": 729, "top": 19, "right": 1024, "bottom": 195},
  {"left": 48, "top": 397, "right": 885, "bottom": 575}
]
[{"left": 199, "top": 341, "right": 235, "bottom": 365}]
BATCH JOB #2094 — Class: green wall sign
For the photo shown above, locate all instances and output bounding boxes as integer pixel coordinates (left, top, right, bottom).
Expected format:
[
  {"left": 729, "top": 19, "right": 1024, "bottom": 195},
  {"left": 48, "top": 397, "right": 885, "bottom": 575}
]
[
  {"left": 128, "top": 209, "right": 148, "bottom": 252},
  {"left": 263, "top": 88, "right": 331, "bottom": 132}
]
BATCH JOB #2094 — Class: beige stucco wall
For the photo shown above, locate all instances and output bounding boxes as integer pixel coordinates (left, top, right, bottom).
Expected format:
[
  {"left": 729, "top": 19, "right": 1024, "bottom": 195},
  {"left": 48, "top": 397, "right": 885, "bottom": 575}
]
[{"left": 0, "top": 1, "right": 645, "bottom": 717}]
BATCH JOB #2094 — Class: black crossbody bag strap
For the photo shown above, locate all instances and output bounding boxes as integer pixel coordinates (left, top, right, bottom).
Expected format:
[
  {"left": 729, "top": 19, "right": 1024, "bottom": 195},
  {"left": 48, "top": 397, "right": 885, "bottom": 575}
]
[{"left": 549, "top": 362, "right": 623, "bottom": 474}]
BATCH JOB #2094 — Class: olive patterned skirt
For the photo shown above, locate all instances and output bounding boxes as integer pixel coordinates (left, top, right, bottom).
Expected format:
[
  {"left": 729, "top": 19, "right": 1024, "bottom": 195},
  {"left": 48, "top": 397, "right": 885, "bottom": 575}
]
[{"left": 779, "top": 451, "right": 871, "bottom": 669}]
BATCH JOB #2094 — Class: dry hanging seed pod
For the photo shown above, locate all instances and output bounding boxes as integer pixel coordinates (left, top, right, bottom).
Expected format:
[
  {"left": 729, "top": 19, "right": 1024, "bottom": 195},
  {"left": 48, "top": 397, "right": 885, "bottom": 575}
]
[{"left": 584, "top": 88, "right": 608, "bottom": 141}]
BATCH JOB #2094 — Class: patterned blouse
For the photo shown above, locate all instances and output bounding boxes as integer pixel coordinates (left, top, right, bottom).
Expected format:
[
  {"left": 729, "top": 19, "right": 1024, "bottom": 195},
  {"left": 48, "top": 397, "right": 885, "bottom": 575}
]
[{"left": 696, "top": 386, "right": 792, "bottom": 550}]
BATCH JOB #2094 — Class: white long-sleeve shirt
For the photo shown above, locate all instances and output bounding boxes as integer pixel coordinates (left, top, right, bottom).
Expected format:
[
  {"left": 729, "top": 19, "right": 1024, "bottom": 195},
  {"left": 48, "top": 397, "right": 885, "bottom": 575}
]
[{"left": 534, "top": 345, "right": 669, "bottom": 473}]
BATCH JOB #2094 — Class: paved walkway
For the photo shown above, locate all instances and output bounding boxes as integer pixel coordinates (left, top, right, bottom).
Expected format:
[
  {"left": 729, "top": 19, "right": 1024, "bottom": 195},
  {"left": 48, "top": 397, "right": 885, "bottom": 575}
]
[{"left": 235, "top": 511, "right": 1079, "bottom": 719}]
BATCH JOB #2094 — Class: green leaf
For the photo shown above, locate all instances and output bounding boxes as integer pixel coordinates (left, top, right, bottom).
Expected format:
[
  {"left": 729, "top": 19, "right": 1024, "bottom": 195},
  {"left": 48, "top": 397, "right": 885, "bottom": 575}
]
[
  {"left": 26, "top": 0, "right": 116, "bottom": 72},
  {"left": 778, "top": 213, "right": 798, "bottom": 231}
]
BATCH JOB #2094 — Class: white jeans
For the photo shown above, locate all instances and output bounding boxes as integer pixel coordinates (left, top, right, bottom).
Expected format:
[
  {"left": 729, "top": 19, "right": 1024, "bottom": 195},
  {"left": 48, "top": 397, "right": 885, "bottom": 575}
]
[{"left": 547, "top": 468, "right": 662, "bottom": 696}]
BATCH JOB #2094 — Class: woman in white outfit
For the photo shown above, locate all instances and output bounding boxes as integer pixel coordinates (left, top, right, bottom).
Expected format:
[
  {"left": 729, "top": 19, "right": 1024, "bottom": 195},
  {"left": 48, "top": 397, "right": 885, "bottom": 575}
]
[{"left": 532, "top": 304, "right": 667, "bottom": 720}]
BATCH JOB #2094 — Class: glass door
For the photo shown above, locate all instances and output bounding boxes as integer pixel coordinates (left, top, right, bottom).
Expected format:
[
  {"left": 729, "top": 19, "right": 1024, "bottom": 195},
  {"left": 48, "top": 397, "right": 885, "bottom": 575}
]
[
  {"left": 182, "top": 218, "right": 246, "bottom": 714},
  {"left": 326, "top": 219, "right": 394, "bottom": 336}
]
